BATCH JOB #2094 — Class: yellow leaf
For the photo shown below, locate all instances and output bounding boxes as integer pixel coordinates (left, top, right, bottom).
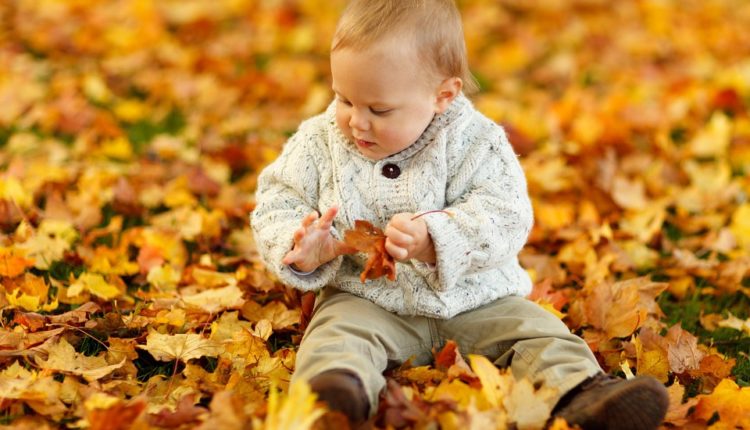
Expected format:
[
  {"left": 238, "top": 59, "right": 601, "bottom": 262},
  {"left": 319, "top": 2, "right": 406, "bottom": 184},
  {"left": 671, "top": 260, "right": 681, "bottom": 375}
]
[
  {"left": 611, "top": 175, "right": 647, "bottom": 210},
  {"left": 138, "top": 331, "right": 222, "bottom": 362},
  {"left": 100, "top": 136, "right": 134, "bottom": 161},
  {"left": 210, "top": 311, "right": 253, "bottom": 343},
  {"left": 35, "top": 338, "right": 125, "bottom": 382},
  {"left": 242, "top": 301, "right": 300, "bottom": 330},
  {"left": 533, "top": 199, "right": 575, "bottom": 230},
  {"left": 429, "top": 379, "right": 483, "bottom": 408},
  {"left": 191, "top": 267, "right": 238, "bottom": 288},
  {"left": 84, "top": 392, "right": 121, "bottom": 410},
  {"left": 154, "top": 308, "right": 187, "bottom": 327},
  {"left": 147, "top": 264, "right": 182, "bottom": 291},
  {"left": 0, "top": 176, "right": 32, "bottom": 208},
  {"left": 619, "top": 204, "right": 666, "bottom": 243},
  {"left": 469, "top": 354, "right": 505, "bottom": 409},
  {"left": 620, "top": 240, "right": 660, "bottom": 271},
  {"left": 689, "top": 112, "right": 731, "bottom": 157},
  {"left": 69, "top": 273, "right": 122, "bottom": 300},
  {"left": 693, "top": 379, "right": 750, "bottom": 429},
  {"left": 730, "top": 203, "right": 750, "bottom": 252},
  {"left": 260, "top": 380, "right": 323, "bottom": 430},
  {"left": 504, "top": 378, "right": 557, "bottom": 430},
  {"left": 635, "top": 333, "right": 669, "bottom": 383},
  {"left": 535, "top": 300, "right": 566, "bottom": 320},
  {"left": 182, "top": 284, "right": 244, "bottom": 314},
  {"left": 716, "top": 313, "right": 750, "bottom": 335},
  {"left": 4, "top": 273, "right": 58, "bottom": 312},
  {"left": 82, "top": 73, "right": 113, "bottom": 104},
  {"left": 114, "top": 99, "right": 149, "bottom": 122}
]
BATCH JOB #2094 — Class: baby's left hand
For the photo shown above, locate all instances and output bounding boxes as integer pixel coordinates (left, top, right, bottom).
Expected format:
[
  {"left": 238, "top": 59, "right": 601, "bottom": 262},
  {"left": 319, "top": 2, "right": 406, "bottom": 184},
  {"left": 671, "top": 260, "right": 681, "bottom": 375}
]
[{"left": 384, "top": 213, "right": 436, "bottom": 264}]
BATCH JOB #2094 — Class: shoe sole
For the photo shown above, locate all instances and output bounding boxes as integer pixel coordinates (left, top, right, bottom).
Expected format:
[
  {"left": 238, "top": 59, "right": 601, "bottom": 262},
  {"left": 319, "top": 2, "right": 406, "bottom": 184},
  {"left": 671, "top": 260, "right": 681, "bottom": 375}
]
[{"left": 565, "top": 377, "right": 669, "bottom": 430}]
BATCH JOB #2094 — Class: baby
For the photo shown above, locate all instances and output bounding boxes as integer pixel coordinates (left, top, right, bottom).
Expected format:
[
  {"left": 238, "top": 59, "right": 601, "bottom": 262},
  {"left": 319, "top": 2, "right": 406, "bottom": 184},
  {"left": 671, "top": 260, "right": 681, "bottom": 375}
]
[{"left": 251, "top": 0, "right": 669, "bottom": 428}]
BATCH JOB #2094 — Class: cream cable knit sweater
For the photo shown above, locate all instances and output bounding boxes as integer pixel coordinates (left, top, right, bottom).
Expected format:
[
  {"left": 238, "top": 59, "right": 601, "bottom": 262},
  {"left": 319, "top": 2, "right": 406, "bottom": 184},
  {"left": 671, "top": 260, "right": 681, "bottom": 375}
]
[{"left": 251, "top": 95, "right": 533, "bottom": 318}]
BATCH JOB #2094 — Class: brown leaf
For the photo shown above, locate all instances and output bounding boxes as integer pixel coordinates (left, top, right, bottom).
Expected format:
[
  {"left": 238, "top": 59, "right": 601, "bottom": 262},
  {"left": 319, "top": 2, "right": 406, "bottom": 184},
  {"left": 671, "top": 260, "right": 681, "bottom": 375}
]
[
  {"left": 149, "top": 394, "right": 207, "bottom": 428},
  {"left": 12, "top": 311, "right": 47, "bottom": 332},
  {"left": 343, "top": 220, "right": 396, "bottom": 282},
  {"left": 88, "top": 397, "right": 147, "bottom": 430},
  {"left": 112, "top": 177, "right": 143, "bottom": 216},
  {"left": 433, "top": 340, "right": 480, "bottom": 388},
  {"left": 187, "top": 166, "right": 221, "bottom": 197},
  {"left": 583, "top": 277, "right": 667, "bottom": 339},
  {"left": 664, "top": 324, "right": 704, "bottom": 374}
]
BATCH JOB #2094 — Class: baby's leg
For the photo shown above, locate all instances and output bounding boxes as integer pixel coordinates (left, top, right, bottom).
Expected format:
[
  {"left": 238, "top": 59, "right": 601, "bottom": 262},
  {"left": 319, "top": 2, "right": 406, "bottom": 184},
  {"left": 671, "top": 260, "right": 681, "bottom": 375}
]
[
  {"left": 293, "top": 287, "right": 431, "bottom": 417},
  {"left": 439, "top": 295, "right": 601, "bottom": 401}
]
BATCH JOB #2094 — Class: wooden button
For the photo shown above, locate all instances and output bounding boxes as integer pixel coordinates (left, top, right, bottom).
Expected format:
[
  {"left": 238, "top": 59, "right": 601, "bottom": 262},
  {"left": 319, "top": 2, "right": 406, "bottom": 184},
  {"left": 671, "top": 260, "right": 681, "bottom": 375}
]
[{"left": 381, "top": 163, "right": 401, "bottom": 179}]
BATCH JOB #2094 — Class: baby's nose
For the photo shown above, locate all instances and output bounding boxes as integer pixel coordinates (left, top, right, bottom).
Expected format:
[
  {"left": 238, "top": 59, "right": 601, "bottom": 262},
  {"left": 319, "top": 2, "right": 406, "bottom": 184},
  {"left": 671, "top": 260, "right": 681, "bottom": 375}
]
[{"left": 349, "top": 111, "right": 369, "bottom": 131}]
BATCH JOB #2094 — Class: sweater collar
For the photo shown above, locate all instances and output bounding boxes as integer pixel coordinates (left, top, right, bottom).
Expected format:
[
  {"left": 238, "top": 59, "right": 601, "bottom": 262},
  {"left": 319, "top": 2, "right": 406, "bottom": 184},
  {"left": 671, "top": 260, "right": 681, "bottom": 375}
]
[{"left": 326, "top": 94, "right": 472, "bottom": 163}]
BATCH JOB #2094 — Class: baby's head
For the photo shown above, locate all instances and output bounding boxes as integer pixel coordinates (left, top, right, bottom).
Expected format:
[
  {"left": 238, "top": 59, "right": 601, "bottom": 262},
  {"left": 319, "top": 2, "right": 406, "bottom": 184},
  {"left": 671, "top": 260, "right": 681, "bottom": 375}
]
[{"left": 330, "top": 0, "right": 476, "bottom": 160}]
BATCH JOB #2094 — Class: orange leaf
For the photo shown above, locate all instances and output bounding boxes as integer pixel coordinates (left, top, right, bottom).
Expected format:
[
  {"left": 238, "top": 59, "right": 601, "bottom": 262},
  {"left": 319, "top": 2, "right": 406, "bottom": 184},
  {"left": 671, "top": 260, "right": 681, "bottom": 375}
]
[
  {"left": 88, "top": 398, "right": 147, "bottom": 430},
  {"left": 0, "top": 247, "right": 35, "bottom": 277},
  {"left": 692, "top": 379, "right": 750, "bottom": 428},
  {"left": 344, "top": 220, "right": 396, "bottom": 282},
  {"left": 149, "top": 394, "right": 206, "bottom": 428}
]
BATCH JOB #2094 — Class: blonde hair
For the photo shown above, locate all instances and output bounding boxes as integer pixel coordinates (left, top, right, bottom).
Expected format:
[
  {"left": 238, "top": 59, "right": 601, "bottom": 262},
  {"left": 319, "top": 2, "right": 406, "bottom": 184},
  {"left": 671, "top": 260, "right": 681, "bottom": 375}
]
[{"left": 332, "top": 0, "right": 479, "bottom": 94}]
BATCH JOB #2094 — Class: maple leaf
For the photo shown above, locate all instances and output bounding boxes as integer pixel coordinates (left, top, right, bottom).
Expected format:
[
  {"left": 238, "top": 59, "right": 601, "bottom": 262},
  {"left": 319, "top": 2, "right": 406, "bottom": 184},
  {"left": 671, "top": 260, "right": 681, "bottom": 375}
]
[
  {"left": 149, "top": 393, "right": 207, "bottom": 428},
  {"left": 241, "top": 300, "right": 300, "bottom": 331},
  {"left": 68, "top": 273, "right": 122, "bottom": 300},
  {"left": 86, "top": 394, "right": 147, "bottom": 430},
  {"left": 582, "top": 277, "right": 667, "bottom": 339},
  {"left": 503, "top": 378, "right": 557, "bottom": 430},
  {"left": 35, "top": 338, "right": 125, "bottom": 382},
  {"left": 4, "top": 273, "right": 59, "bottom": 312},
  {"left": 0, "top": 247, "right": 35, "bottom": 277},
  {"left": 138, "top": 331, "right": 223, "bottom": 362},
  {"left": 257, "top": 381, "right": 323, "bottom": 430},
  {"left": 181, "top": 284, "right": 245, "bottom": 314},
  {"left": 468, "top": 354, "right": 505, "bottom": 409},
  {"left": 663, "top": 382, "right": 698, "bottom": 427},
  {"left": 343, "top": 220, "right": 396, "bottom": 282},
  {"left": 692, "top": 378, "right": 750, "bottom": 428}
]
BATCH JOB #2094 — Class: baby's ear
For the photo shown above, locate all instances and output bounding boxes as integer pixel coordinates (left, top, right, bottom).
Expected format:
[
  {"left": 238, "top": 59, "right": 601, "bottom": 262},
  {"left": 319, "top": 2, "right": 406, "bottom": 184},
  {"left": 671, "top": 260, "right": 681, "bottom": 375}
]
[{"left": 435, "top": 77, "right": 463, "bottom": 113}]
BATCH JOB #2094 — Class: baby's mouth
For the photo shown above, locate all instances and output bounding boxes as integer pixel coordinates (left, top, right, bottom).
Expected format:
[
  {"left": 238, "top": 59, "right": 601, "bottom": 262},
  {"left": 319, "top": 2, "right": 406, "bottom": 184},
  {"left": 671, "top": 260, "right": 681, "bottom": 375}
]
[{"left": 355, "top": 138, "right": 375, "bottom": 148}]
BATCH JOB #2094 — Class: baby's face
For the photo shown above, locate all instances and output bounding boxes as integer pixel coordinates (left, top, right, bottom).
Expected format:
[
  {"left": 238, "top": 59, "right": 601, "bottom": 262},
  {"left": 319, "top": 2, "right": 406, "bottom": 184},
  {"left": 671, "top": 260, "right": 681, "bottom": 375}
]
[{"left": 331, "top": 40, "right": 443, "bottom": 160}]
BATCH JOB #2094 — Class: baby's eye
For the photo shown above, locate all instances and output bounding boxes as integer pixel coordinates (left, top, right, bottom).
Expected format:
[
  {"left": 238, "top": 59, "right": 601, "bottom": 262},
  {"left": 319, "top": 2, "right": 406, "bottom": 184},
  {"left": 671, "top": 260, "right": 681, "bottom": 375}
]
[
  {"left": 338, "top": 98, "right": 352, "bottom": 106},
  {"left": 370, "top": 107, "right": 392, "bottom": 116}
]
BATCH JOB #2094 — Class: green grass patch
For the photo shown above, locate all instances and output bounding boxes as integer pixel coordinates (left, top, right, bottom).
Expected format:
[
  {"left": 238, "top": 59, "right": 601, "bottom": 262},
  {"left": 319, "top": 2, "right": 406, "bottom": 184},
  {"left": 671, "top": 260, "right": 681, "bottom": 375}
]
[
  {"left": 134, "top": 349, "right": 182, "bottom": 382},
  {"left": 658, "top": 288, "right": 750, "bottom": 385},
  {"left": 124, "top": 109, "right": 186, "bottom": 154}
]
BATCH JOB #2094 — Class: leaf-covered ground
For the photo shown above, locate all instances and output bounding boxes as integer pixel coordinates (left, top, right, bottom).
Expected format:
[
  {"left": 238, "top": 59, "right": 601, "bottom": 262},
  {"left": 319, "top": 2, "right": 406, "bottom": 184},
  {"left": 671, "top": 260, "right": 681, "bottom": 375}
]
[{"left": 1, "top": 0, "right": 750, "bottom": 429}]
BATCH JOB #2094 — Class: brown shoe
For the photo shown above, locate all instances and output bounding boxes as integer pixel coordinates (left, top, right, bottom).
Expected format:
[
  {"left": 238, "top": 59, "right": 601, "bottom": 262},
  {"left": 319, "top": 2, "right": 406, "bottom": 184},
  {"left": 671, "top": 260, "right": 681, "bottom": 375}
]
[
  {"left": 553, "top": 374, "right": 669, "bottom": 430},
  {"left": 309, "top": 369, "right": 370, "bottom": 427}
]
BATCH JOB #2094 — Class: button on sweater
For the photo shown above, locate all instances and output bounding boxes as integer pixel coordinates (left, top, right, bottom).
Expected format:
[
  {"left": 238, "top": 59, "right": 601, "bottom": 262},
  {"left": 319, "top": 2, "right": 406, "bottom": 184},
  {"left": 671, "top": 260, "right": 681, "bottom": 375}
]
[{"left": 251, "top": 95, "right": 534, "bottom": 318}]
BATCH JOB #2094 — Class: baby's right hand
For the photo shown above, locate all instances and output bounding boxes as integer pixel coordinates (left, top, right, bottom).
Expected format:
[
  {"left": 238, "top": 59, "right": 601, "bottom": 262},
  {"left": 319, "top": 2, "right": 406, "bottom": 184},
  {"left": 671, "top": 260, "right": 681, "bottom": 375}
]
[{"left": 282, "top": 206, "right": 354, "bottom": 273}]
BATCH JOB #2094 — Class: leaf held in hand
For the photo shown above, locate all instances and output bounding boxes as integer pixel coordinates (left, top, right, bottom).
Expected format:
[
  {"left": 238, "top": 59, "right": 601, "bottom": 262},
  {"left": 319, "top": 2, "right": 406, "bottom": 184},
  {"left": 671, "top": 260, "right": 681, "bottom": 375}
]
[{"left": 343, "top": 220, "right": 396, "bottom": 282}]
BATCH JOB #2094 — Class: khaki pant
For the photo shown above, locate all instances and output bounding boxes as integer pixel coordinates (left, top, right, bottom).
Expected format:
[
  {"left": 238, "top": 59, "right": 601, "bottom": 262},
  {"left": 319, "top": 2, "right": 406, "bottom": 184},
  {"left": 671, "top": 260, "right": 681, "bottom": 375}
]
[{"left": 293, "top": 287, "right": 601, "bottom": 410}]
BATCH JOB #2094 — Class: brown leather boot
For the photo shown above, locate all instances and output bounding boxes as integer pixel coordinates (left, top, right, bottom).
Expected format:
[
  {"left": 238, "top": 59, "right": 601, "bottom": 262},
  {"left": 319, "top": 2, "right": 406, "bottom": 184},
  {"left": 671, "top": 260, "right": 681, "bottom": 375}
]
[
  {"left": 552, "top": 374, "right": 669, "bottom": 430},
  {"left": 309, "top": 369, "right": 370, "bottom": 427}
]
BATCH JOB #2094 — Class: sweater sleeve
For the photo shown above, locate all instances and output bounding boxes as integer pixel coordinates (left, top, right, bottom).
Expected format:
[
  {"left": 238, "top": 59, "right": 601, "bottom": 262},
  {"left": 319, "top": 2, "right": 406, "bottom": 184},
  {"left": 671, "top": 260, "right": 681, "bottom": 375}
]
[
  {"left": 416, "top": 124, "right": 533, "bottom": 292},
  {"left": 250, "top": 119, "right": 343, "bottom": 291}
]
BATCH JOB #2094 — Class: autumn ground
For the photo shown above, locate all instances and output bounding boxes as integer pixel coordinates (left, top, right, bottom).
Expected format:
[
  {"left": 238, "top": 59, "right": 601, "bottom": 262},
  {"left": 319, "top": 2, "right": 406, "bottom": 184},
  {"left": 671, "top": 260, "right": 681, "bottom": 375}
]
[{"left": 0, "top": 0, "right": 749, "bottom": 429}]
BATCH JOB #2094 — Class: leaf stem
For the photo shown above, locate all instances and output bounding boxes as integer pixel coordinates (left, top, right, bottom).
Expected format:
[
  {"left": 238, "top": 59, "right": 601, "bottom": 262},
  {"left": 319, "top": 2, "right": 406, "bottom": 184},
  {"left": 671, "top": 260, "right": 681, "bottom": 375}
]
[{"left": 410, "top": 210, "right": 454, "bottom": 221}]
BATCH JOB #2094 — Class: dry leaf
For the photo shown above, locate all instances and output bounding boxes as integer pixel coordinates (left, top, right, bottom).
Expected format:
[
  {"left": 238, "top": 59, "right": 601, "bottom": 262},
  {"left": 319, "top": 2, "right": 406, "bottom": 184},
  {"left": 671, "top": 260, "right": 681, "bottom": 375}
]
[
  {"left": 138, "top": 331, "right": 223, "bottom": 362},
  {"left": 343, "top": 220, "right": 396, "bottom": 282}
]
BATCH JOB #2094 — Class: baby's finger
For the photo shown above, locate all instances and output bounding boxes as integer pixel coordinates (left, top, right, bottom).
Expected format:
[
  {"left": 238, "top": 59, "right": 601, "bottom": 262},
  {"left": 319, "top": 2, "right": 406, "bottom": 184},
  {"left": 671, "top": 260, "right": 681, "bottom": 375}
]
[
  {"left": 385, "top": 239, "right": 408, "bottom": 261},
  {"left": 293, "top": 226, "right": 306, "bottom": 243},
  {"left": 318, "top": 206, "right": 338, "bottom": 229},
  {"left": 384, "top": 224, "right": 413, "bottom": 247},
  {"left": 301, "top": 211, "right": 319, "bottom": 228},
  {"left": 282, "top": 249, "right": 298, "bottom": 265}
]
